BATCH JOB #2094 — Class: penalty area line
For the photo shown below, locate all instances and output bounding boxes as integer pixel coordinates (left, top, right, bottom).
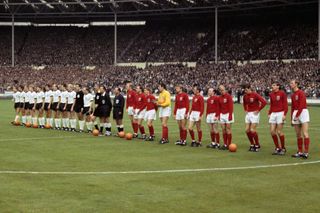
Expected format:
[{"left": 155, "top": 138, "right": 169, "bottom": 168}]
[{"left": 0, "top": 160, "right": 319, "bottom": 175}]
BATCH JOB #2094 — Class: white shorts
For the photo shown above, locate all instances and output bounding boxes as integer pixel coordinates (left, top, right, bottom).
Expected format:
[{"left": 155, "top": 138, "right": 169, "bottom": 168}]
[
  {"left": 245, "top": 112, "right": 260, "bottom": 124},
  {"left": 127, "top": 106, "right": 134, "bottom": 116},
  {"left": 159, "top": 106, "right": 171, "bottom": 118},
  {"left": 144, "top": 109, "right": 156, "bottom": 121},
  {"left": 206, "top": 113, "right": 218, "bottom": 124},
  {"left": 269, "top": 111, "right": 285, "bottom": 124},
  {"left": 189, "top": 111, "right": 201, "bottom": 122},
  {"left": 134, "top": 109, "right": 146, "bottom": 120},
  {"left": 175, "top": 108, "right": 187, "bottom": 120},
  {"left": 292, "top": 109, "right": 310, "bottom": 125},
  {"left": 220, "top": 113, "right": 234, "bottom": 124}
]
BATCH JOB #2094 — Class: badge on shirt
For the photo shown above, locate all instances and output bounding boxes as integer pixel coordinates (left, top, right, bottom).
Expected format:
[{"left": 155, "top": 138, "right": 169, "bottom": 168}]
[
  {"left": 179, "top": 97, "right": 183, "bottom": 101},
  {"left": 194, "top": 98, "right": 198, "bottom": 102},
  {"left": 102, "top": 100, "right": 105, "bottom": 104},
  {"left": 77, "top": 94, "right": 80, "bottom": 98},
  {"left": 295, "top": 95, "right": 299, "bottom": 101},
  {"left": 223, "top": 98, "right": 227, "bottom": 103},
  {"left": 116, "top": 100, "right": 119, "bottom": 104},
  {"left": 138, "top": 98, "right": 141, "bottom": 101},
  {"left": 211, "top": 100, "right": 214, "bottom": 104},
  {"left": 276, "top": 96, "right": 280, "bottom": 101},
  {"left": 250, "top": 98, "right": 254, "bottom": 103}
]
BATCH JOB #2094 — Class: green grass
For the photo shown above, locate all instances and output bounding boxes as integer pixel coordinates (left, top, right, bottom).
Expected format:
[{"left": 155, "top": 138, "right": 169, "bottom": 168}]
[{"left": 0, "top": 100, "right": 319, "bottom": 212}]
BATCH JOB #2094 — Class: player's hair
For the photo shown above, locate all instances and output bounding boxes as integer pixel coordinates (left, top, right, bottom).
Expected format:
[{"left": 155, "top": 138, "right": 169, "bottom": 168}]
[
  {"left": 115, "top": 87, "right": 121, "bottom": 92},
  {"left": 159, "top": 83, "right": 166, "bottom": 89},
  {"left": 292, "top": 79, "right": 300, "bottom": 86},
  {"left": 145, "top": 87, "right": 152, "bottom": 93},
  {"left": 242, "top": 83, "right": 251, "bottom": 90},
  {"left": 193, "top": 84, "right": 201, "bottom": 93},
  {"left": 136, "top": 85, "right": 144, "bottom": 91}
]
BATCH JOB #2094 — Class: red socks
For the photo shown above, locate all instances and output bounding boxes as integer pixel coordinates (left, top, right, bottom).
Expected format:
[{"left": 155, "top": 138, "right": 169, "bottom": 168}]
[
  {"left": 189, "top": 129, "right": 195, "bottom": 141},
  {"left": 215, "top": 132, "right": 220, "bottom": 144},
  {"left": 251, "top": 131, "right": 259, "bottom": 146},
  {"left": 133, "top": 122, "right": 139, "bottom": 134},
  {"left": 227, "top": 133, "right": 232, "bottom": 146},
  {"left": 246, "top": 132, "right": 254, "bottom": 145},
  {"left": 148, "top": 125, "right": 154, "bottom": 136},
  {"left": 272, "top": 134, "right": 279, "bottom": 148},
  {"left": 279, "top": 135, "right": 285, "bottom": 149},
  {"left": 304, "top": 137, "right": 310, "bottom": 153},
  {"left": 223, "top": 133, "right": 227, "bottom": 146},
  {"left": 182, "top": 129, "right": 187, "bottom": 141},
  {"left": 139, "top": 125, "right": 145, "bottom": 134},
  {"left": 297, "top": 137, "right": 303, "bottom": 153},
  {"left": 198, "top": 130, "right": 202, "bottom": 142},
  {"left": 162, "top": 125, "right": 168, "bottom": 140},
  {"left": 210, "top": 132, "right": 215, "bottom": 142}
]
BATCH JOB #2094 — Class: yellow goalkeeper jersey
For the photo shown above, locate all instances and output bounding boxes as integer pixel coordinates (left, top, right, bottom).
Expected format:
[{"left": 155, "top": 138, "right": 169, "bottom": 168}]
[{"left": 158, "top": 89, "right": 171, "bottom": 107}]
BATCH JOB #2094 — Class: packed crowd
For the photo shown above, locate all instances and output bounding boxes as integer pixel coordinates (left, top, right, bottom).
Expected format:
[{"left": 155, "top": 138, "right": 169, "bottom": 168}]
[
  {"left": 1, "top": 60, "right": 319, "bottom": 98},
  {"left": 0, "top": 21, "right": 317, "bottom": 65}
]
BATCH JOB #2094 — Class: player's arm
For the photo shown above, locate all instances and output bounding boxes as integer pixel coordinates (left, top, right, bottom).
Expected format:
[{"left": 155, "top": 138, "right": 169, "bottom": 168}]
[
  {"left": 200, "top": 96, "right": 204, "bottom": 117},
  {"left": 283, "top": 92, "right": 288, "bottom": 116},
  {"left": 258, "top": 94, "right": 267, "bottom": 111},
  {"left": 242, "top": 95, "right": 247, "bottom": 112},
  {"left": 107, "top": 95, "right": 113, "bottom": 109},
  {"left": 173, "top": 96, "right": 178, "bottom": 116},
  {"left": 64, "top": 96, "right": 68, "bottom": 110},
  {"left": 185, "top": 94, "right": 190, "bottom": 116},
  {"left": 33, "top": 96, "right": 36, "bottom": 110},
  {"left": 268, "top": 95, "right": 273, "bottom": 115},
  {"left": 159, "top": 92, "right": 170, "bottom": 107},
  {"left": 49, "top": 95, "right": 53, "bottom": 109},
  {"left": 295, "top": 91, "right": 306, "bottom": 118},
  {"left": 41, "top": 94, "right": 45, "bottom": 109},
  {"left": 57, "top": 95, "right": 61, "bottom": 109},
  {"left": 71, "top": 96, "right": 76, "bottom": 111},
  {"left": 228, "top": 95, "right": 233, "bottom": 120}
]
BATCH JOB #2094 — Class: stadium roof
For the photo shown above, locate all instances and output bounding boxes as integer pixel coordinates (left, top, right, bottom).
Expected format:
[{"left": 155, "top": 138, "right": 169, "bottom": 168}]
[{"left": 0, "top": 0, "right": 317, "bottom": 21}]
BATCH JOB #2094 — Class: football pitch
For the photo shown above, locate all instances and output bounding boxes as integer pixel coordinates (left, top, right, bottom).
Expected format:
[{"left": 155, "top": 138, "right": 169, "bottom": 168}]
[{"left": 0, "top": 100, "right": 319, "bottom": 212}]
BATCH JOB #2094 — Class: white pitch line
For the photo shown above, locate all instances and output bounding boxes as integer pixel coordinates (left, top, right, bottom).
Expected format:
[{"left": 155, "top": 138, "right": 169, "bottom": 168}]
[
  {"left": 0, "top": 160, "right": 319, "bottom": 175},
  {"left": 0, "top": 136, "right": 80, "bottom": 142}
]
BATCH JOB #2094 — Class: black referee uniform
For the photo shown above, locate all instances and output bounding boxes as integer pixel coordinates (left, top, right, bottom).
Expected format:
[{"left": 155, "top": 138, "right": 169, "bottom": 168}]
[
  {"left": 74, "top": 90, "right": 84, "bottom": 113},
  {"left": 113, "top": 93, "right": 125, "bottom": 120}
]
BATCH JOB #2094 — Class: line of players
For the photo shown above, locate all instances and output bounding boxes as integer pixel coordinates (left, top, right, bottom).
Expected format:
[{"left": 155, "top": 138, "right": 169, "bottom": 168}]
[{"left": 11, "top": 80, "right": 311, "bottom": 159}]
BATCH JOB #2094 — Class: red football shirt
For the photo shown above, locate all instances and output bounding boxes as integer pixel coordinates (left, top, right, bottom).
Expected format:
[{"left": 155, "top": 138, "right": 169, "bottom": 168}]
[
  {"left": 291, "top": 89, "right": 307, "bottom": 118},
  {"left": 206, "top": 95, "right": 220, "bottom": 115},
  {"left": 146, "top": 94, "right": 157, "bottom": 111},
  {"left": 126, "top": 89, "right": 137, "bottom": 109},
  {"left": 174, "top": 92, "right": 189, "bottom": 115},
  {"left": 268, "top": 90, "right": 288, "bottom": 115},
  {"left": 243, "top": 92, "right": 267, "bottom": 112},
  {"left": 190, "top": 94, "right": 204, "bottom": 116},
  {"left": 219, "top": 93, "right": 233, "bottom": 120},
  {"left": 135, "top": 93, "right": 147, "bottom": 111}
]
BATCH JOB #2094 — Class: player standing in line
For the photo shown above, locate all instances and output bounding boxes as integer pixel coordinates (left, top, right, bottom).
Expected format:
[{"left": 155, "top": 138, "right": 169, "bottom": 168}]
[
  {"left": 12, "top": 86, "right": 21, "bottom": 124},
  {"left": 290, "top": 80, "right": 311, "bottom": 159},
  {"left": 268, "top": 82, "right": 288, "bottom": 155},
  {"left": 125, "top": 82, "right": 137, "bottom": 134},
  {"left": 133, "top": 85, "right": 147, "bottom": 139},
  {"left": 18, "top": 86, "right": 25, "bottom": 125},
  {"left": 57, "top": 84, "right": 68, "bottom": 130},
  {"left": 113, "top": 87, "right": 125, "bottom": 134},
  {"left": 188, "top": 85, "right": 204, "bottom": 147},
  {"left": 74, "top": 84, "right": 85, "bottom": 132},
  {"left": 83, "top": 87, "right": 94, "bottom": 133},
  {"left": 218, "top": 85, "right": 234, "bottom": 150},
  {"left": 67, "top": 84, "right": 77, "bottom": 132},
  {"left": 92, "top": 84, "right": 102, "bottom": 132},
  {"left": 35, "top": 86, "right": 45, "bottom": 128},
  {"left": 44, "top": 85, "right": 53, "bottom": 128},
  {"left": 96, "top": 86, "right": 112, "bottom": 136},
  {"left": 206, "top": 88, "right": 221, "bottom": 149},
  {"left": 173, "top": 85, "right": 189, "bottom": 146},
  {"left": 157, "top": 83, "right": 171, "bottom": 144},
  {"left": 52, "top": 84, "right": 61, "bottom": 130},
  {"left": 144, "top": 87, "right": 157, "bottom": 141},
  {"left": 242, "top": 84, "right": 267, "bottom": 152},
  {"left": 21, "top": 85, "right": 29, "bottom": 126},
  {"left": 29, "top": 85, "right": 37, "bottom": 125}
]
